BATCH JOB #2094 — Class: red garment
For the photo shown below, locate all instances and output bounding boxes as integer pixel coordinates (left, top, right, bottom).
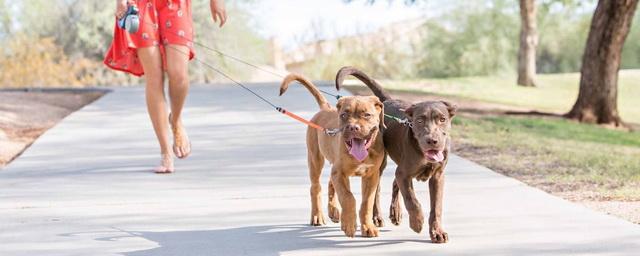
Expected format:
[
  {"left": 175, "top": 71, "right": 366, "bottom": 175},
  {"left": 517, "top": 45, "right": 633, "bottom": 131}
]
[{"left": 104, "top": 0, "right": 195, "bottom": 76}]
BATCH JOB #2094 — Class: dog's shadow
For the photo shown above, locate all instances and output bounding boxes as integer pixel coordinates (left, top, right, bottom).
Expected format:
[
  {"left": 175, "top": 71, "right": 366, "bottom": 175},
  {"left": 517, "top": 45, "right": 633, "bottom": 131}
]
[{"left": 93, "top": 224, "right": 419, "bottom": 256}]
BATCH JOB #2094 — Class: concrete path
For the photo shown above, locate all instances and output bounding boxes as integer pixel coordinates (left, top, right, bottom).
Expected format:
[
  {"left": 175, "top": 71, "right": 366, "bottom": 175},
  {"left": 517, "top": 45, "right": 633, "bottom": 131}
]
[{"left": 1, "top": 85, "right": 639, "bottom": 256}]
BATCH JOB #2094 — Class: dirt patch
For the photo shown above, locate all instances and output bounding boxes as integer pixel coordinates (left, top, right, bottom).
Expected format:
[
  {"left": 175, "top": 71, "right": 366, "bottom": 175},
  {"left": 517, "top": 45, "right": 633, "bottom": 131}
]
[
  {"left": 582, "top": 201, "right": 640, "bottom": 224},
  {"left": 0, "top": 90, "right": 106, "bottom": 167},
  {"left": 346, "top": 86, "right": 640, "bottom": 225}
]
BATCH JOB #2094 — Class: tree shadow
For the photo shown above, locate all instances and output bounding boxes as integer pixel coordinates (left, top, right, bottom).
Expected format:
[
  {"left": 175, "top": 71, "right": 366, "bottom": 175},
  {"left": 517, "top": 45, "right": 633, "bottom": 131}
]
[{"left": 78, "top": 224, "right": 424, "bottom": 256}]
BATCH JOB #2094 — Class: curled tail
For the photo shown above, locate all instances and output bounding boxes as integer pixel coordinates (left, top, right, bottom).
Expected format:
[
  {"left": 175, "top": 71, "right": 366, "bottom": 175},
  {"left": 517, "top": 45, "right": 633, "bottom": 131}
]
[
  {"left": 335, "top": 66, "right": 391, "bottom": 102},
  {"left": 280, "top": 73, "right": 331, "bottom": 110}
]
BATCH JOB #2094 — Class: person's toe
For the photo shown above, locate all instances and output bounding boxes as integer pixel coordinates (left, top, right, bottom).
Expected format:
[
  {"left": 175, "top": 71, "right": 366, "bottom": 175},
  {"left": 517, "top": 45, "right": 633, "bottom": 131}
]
[
  {"left": 177, "top": 147, "right": 184, "bottom": 159},
  {"left": 182, "top": 143, "right": 191, "bottom": 158}
]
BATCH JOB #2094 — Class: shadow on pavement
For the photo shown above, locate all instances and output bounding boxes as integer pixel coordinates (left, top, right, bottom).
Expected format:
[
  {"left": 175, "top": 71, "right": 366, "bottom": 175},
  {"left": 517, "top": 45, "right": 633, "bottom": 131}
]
[{"left": 88, "top": 224, "right": 421, "bottom": 256}]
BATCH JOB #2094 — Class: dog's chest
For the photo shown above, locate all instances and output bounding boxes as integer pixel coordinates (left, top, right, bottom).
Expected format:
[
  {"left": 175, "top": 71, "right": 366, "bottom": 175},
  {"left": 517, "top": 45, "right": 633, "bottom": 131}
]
[
  {"left": 353, "top": 163, "right": 375, "bottom": 176},
  {"left": 415, "top": 163, "right": 438, "bottom": 182}
]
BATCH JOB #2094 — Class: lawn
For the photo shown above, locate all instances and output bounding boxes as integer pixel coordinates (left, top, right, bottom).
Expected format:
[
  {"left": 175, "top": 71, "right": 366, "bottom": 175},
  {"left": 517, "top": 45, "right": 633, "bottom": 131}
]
[
  {"left": 452, "top": 115, "right": 640, "bottom": 201},
  {"left": 380, "top": 69, "right": 640, "bottom": 124}
]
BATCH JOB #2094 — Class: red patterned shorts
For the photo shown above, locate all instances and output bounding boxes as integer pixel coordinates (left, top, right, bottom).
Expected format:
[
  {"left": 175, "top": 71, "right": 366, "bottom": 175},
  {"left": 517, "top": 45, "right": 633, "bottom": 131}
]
[{"left": 104, "top": 0, "right": 195, "bottom": 76}]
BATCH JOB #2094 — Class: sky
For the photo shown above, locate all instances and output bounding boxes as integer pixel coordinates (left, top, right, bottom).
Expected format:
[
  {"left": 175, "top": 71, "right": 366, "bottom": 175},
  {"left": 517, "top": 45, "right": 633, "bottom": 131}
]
[{"left": 245, "top": 0, "right": 429, "bottom": 50}]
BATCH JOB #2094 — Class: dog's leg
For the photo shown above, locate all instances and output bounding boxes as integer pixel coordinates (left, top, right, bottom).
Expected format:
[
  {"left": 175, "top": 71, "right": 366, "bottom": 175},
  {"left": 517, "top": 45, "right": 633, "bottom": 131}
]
[
  {"left": 372, "top": 155, "right": 386, "bottom": 227},
  {"left": 396, "top": 169, "right": 424, "bottom": 233},
  {"left": 428, "top": 170, "right": 448, "bottom": 243},
  {"left": 308, "top": 143, "right": 326, "bottom": 226},
  {"left": 327, "top": 180, "right": 341, "bottom": 223},
  {"left": 360, "top": 172, "right": 381, "bottom": 237},
  {"left": 389, "top": 178, "right": 402, "bottom": 225},
  {"left": 331, "top": 169, "right": 357, "bottom": 237}
]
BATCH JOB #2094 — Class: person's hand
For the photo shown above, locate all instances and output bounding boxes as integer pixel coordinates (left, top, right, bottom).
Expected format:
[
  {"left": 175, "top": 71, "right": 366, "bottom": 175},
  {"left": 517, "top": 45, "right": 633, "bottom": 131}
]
[
  {"left": 115, "top": 0, "right": 128, "bottom": 19},
  {"left": 210, "top": 0, "right": 227, "bottom": 28}
]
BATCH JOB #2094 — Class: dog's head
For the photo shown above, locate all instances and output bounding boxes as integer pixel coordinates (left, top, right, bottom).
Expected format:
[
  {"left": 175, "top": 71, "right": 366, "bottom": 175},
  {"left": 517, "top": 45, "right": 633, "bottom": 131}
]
[
  {"left": 336, "top": 96, "right": 384, "bottom": 162},
  {"left": 403, "top": 101, "right": 457, "bottom": 163}
]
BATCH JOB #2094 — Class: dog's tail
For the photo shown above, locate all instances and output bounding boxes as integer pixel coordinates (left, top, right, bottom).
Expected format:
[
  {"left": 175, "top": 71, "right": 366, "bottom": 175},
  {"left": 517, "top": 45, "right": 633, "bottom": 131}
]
[
  {"left": 280, "top": 73, "right": 331, "bottom": 110},
  {"left": 335, "top": 66, "right": 391, "bottom": 102}
]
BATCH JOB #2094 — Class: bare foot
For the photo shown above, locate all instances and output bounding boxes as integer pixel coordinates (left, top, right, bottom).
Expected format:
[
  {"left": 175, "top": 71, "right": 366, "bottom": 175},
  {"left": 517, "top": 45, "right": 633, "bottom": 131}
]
[
  {"left": 169, "top": 114, "right": 191, "bottom": 159},
  {"left": 154, "top": 153, "right": 174, "bottom": 174}
]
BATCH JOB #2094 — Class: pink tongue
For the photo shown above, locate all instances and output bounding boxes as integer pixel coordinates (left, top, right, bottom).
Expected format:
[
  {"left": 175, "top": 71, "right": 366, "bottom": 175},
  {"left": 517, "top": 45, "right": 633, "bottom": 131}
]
[
  {"left": 426, "top": 150, "right": 445, "bottom": 162},
  {"left": 349, "top": 139, "right": 368, "bottom": 162}
]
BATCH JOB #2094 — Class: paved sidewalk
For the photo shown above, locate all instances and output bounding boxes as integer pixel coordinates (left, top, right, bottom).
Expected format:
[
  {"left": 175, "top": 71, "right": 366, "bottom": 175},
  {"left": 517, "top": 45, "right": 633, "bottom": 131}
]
[{"left": 1, "top": 85, "right": 639, "bottom": 256}]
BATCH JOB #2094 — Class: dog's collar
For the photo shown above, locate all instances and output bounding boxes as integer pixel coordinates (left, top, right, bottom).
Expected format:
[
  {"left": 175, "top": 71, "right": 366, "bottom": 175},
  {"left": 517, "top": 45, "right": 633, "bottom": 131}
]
[{"left": 324, "top": 128, "right": 341, "bottom": 136}]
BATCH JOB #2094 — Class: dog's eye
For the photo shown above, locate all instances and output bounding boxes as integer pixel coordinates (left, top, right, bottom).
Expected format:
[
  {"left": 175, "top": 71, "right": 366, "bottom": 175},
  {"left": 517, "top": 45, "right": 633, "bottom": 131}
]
[
  {"left": 340, "top": 113, "right": 348, "bottom": 119},
  {"left": 363, "top": 113, "right": 373, "bottom": 119},
  {"left": 439, "top": 117, "right": 446, "bottom": 123},
  {"left": 416, "top": 119, "right": 423, "bottom": 124}
]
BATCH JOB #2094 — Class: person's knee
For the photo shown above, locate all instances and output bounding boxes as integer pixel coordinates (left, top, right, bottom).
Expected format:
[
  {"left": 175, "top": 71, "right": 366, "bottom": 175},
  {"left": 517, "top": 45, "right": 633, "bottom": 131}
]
[
  {"left": 167, "top": 66, "right": 189, "bottom": 87},
  {"left": 145, "top": 71, "right": 164, "bottom": 88}
]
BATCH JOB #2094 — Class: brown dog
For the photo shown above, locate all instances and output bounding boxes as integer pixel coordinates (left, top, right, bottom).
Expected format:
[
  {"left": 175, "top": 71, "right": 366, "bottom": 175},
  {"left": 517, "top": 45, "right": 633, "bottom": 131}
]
[
  {"left": 280, "top": 74, "right": 386, "bottom": 238},
  {"left": 336, "top": 67, "right": 457, "bottom": 243}
]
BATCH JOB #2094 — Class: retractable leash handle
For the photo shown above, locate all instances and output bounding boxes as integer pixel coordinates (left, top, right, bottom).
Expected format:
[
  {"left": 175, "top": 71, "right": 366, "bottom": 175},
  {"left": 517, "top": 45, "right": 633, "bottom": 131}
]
[{"left": 118, "top": 5, "right": 140, "bottom": 33}]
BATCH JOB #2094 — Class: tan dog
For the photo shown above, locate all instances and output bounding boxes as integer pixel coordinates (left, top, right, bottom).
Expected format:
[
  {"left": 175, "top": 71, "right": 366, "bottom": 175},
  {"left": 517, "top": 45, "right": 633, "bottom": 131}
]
[
  {"left": 280, "top": 74, "right": 386, "bottom": 238},
  {"left": 336, "top": 67, "right": 457, "bottom": 243}
]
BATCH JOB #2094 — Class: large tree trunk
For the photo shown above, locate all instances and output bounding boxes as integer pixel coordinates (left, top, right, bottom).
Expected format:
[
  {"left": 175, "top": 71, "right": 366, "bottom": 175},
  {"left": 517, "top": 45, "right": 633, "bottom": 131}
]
[
  {"left": 517, "top": 0, "right": 537, "bottom": 87},
  {"left": 566, "top": 0, "right": 638, "bottom": 127}
]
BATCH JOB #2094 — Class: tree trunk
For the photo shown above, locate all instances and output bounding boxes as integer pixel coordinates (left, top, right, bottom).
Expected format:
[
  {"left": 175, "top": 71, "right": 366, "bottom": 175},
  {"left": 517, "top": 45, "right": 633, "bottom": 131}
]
[
  {"left": 517, "top": 0, "right": 537, "bottom": 87},
  {"left": 566, "top": 0, "right": 638, "bottom": 127}
]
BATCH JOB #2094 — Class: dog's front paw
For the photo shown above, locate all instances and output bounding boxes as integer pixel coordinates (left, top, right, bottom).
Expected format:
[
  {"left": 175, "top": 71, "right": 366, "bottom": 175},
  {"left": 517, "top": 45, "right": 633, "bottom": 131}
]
[
  {"left": 340, "top": 213, "right": 357, "bottom": 237},
  {"left": 361, "top": 222, "right": 379, "bottom": 238},
  {"left": 429, "top": 226, "right": 449, "bottom": 243},
  {"left": 328, "top": 204, "right": 341, "bottom": 223},
  {"left": 372, "top": 214, "right": 384, "bottom": 227},
  {"left": 389, "top": 203, "right": 402, "bottom": 226},
  {"left": 310, "top": 213, "right": 326, "bottom": 226},
  {"left": 409, "top": 211, "right": 424, "bottom": 233}
]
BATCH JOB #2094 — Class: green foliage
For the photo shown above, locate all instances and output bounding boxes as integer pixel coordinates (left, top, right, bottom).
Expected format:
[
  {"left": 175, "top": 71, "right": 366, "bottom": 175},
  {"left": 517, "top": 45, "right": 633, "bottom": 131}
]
[
  {"left": 536, "top": 3, "right": 593, "bottom": 73},
  {"left": 0, "top": 0, "right": 269, "bottom": 86},
  {"left": 341, "top": 0, "right": 639, "bottom": 77},
  {"left": 297, "top": 39, "right": 420, "bottom": 80},
  {"left": 622, "top": 12, "right": 640, "bottom": 69},
  {"left": 418, "top": 1, "right": 519, "bottom": 78},
  {"left": 0, "top": 0, "right": 11, "bottom": 36},
  {"left": 190, "top": 1, "right": 269, "bottom": 81},
  {"left": 0, "top": 35, "right": 97, "bottom": 87}
]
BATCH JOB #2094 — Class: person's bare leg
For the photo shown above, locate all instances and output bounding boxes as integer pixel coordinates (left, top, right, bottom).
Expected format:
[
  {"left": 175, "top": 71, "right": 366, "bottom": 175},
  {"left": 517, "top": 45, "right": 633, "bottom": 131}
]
[
  {"left": 137, "top": 46, "right": 174, "bottom": 173},
  {"left": 165, "top": 44, "right": 191, "bottom": 159}
]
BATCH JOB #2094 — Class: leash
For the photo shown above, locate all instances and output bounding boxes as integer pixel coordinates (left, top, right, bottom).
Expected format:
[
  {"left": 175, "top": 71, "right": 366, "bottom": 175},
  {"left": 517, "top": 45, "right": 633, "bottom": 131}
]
[
  {"left": 146, "top": 34, "right": 342, "bottom": 136},
  {"left": 121, "top": 19, "right": 411, "bottom": 134},
  {"left": 193, "top": 43, "right": 342, "bottom": 100},
  {"left": 384, "top": 114, "right": 413, "bottom": 128},
  {"left": 141, "top": 20, "right": 343, "bottom": 101}
]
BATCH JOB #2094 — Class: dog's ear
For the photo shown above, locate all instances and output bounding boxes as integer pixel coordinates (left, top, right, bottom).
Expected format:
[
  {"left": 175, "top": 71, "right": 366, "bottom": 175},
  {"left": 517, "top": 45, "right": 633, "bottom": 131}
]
[
  {"left": 370, "top": 96, "right": 386, "bottom": 129},
  {"left": 336, "top": 98, "right": 345, "bottom": 112},
  {"left": 440, "top": 101, "right": 457, "bottom": 118},
  {"left": 401, "top": 104, "right": 415, "bottom": 119}
]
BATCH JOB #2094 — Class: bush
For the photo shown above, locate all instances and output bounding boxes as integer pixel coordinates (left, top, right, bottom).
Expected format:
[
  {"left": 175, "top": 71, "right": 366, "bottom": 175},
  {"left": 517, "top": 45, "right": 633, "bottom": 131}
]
[
  {"left": 0, "top": 35, "right": 93, "bottom": 87},
  {"left": 418, "top": 1, "right": 519, "bottom": 78}
]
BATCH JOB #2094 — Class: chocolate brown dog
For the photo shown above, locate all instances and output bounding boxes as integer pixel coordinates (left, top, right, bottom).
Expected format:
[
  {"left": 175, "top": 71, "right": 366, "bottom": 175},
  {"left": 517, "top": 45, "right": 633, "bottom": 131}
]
[
  {"left": 280, "top": 74, "right": 386, "bottom": 238},
  {"left": 336, "top": 67, "right": 457, "bottom": 243}
]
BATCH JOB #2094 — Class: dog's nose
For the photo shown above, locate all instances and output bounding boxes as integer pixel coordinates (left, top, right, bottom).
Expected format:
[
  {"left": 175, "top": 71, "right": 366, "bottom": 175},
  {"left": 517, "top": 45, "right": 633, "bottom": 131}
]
[
  {"left": 347, "top": 125, "right": 360, "bottom": 132},
  {"left": 427, "top": 138, "right": 438, "bottom": 145}
]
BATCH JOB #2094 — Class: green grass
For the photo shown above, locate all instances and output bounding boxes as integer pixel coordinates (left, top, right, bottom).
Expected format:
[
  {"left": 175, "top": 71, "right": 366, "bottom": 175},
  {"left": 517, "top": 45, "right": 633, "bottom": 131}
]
[
  {"left": 382, "top": 69, "right": 640, "bottom": 124},
  {"left": 452, "top": 115, "right": 640, "bottom": 200}
]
